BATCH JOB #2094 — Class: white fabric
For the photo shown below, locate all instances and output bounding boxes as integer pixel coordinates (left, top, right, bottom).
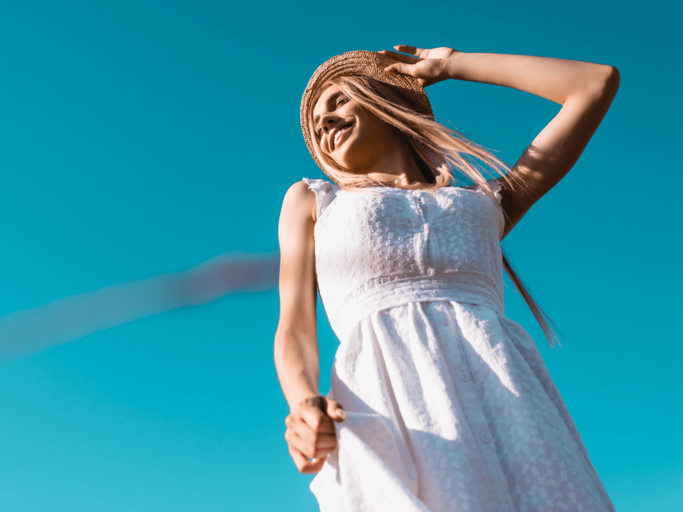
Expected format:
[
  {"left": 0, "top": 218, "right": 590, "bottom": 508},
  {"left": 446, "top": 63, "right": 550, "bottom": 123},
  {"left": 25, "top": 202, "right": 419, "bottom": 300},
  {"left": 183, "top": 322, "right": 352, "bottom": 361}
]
[{"left": 304, "top": 178, "right": 615, "bottom": 512}]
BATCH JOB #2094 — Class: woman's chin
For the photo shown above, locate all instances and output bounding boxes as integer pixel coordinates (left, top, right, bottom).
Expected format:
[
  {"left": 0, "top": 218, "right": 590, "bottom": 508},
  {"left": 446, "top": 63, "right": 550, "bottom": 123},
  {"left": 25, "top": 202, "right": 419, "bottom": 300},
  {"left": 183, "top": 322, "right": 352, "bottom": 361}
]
[{"left": 333, "top": 147, "right": 371, "bottom": 173}]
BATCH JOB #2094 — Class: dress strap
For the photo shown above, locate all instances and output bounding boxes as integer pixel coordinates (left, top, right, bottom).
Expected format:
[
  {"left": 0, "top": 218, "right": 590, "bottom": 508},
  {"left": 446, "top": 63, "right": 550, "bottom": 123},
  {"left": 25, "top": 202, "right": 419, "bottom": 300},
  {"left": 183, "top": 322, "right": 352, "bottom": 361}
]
[
  {"left": 471, "top": 180, "right": 503, "bottom": 205},
  {"left": 303, "top": 178, "right": 339, "bottom": 219}
]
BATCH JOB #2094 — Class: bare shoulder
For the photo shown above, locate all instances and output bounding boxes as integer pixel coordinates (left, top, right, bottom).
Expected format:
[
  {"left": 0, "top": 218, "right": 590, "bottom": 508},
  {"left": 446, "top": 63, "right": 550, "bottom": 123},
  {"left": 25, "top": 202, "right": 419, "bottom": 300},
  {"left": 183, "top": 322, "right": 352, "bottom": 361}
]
[{"left": 280, "top": 180, "right": 317, "bottom": 225}]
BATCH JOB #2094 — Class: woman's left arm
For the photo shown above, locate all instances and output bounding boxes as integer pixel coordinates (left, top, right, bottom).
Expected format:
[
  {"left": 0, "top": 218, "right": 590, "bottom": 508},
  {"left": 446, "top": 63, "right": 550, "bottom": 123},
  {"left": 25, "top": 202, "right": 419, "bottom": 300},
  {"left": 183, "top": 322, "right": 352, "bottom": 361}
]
[{"left": 384, "top": 47, "right": 621, "bottom": 237}]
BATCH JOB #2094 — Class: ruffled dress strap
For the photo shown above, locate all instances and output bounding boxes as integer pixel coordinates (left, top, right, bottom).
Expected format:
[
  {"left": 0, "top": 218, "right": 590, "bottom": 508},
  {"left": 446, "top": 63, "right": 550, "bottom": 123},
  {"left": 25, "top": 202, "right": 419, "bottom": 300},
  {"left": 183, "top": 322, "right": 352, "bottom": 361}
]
[
  {"left": 471, "top": 179, "right": 503, "bottom": 204},
  {"left": 302, "top": 178, "right": 339, "bottom": 220}
]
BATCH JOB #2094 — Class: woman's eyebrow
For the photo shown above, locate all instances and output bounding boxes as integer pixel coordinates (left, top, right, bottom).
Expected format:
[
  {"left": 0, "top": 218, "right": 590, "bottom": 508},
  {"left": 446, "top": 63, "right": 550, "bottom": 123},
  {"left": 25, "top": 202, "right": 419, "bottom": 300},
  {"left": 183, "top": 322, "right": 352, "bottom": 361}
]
[{"left": 313, "top": 91, "right": 343, "bottom": 128}]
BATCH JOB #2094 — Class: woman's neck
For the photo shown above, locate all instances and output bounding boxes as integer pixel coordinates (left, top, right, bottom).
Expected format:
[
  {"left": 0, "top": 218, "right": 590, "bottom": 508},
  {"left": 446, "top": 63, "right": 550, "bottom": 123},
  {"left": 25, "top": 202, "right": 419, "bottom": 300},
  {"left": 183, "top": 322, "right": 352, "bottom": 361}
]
[{"left": 362, "top": 143, "right": 427, "bottom": 188}]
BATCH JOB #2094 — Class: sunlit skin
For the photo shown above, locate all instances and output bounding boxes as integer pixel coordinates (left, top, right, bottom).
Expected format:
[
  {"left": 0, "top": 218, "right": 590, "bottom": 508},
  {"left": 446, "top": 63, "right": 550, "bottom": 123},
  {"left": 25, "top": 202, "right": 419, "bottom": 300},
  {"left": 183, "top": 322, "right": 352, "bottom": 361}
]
[{"left": 274, "top": 45, "right": 619, "bottom": 474}]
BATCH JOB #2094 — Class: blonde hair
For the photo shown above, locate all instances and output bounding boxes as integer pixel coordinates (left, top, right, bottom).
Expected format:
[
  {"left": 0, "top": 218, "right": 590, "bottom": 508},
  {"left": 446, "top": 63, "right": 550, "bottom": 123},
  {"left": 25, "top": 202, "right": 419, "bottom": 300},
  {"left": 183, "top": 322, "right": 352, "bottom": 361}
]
[{"left": 308, "top": 76, "right": 560, "bottom": 347}]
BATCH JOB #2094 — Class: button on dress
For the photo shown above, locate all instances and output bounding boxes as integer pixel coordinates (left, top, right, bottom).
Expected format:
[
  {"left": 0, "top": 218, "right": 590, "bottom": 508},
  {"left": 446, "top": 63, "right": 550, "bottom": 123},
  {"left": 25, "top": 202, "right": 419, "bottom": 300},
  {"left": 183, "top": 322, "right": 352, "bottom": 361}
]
[{"left": 303, "top": 178, "right": 615, "bottom": 512}]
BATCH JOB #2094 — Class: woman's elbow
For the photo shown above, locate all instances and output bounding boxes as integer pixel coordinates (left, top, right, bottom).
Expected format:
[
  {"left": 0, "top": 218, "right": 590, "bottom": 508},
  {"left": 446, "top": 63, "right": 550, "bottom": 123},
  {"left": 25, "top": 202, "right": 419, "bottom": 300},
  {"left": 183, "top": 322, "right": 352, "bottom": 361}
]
[
  {"left": 594, "top": 64, "right": 621, "bottom": 97},
  {"left": 579, "top": 64, "right": 620, "bottom": 104},
  {"left": 603, "top": 65, "right": 620, "bottom": 92}
]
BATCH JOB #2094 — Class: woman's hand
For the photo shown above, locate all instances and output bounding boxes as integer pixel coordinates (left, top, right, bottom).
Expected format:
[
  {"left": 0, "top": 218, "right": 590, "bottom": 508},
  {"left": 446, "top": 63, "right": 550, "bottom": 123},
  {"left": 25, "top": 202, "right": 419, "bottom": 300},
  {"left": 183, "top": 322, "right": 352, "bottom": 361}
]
[
  {"left": 284, "top": 395, "right": 345, "bottom": 474},
  {"left": 381, "top": 45, "right": 462, "bottom": 87}
]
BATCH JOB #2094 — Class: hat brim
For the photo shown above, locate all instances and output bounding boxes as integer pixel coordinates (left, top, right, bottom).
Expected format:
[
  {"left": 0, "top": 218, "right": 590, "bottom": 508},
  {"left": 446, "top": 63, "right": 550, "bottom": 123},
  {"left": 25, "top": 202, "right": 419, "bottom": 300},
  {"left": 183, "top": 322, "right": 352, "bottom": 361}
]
[{"left": 300, "top": 51, "right": 433, "bottom": 184}]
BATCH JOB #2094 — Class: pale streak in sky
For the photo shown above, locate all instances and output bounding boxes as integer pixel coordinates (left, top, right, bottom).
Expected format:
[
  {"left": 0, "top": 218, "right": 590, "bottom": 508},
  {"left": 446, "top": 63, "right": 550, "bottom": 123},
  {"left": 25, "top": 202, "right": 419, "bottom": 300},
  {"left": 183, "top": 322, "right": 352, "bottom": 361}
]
[{"left": 0, "top": 252, "right": 280, "bottom": 362}]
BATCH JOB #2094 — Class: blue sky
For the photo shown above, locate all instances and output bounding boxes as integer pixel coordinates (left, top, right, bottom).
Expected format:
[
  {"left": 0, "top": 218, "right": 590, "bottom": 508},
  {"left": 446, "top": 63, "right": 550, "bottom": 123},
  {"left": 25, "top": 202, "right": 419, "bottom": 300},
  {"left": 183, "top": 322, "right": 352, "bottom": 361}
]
[{"left": 0, "top": 0, "right": 681, "bottom": 510}]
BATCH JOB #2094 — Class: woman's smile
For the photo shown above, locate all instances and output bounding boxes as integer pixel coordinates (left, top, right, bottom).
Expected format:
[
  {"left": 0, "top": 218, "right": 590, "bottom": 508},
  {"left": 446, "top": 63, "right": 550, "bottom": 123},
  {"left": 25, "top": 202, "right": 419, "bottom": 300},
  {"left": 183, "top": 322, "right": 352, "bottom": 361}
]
[{"left": 332, "top": 122, "right": 354, "bottom": 151}]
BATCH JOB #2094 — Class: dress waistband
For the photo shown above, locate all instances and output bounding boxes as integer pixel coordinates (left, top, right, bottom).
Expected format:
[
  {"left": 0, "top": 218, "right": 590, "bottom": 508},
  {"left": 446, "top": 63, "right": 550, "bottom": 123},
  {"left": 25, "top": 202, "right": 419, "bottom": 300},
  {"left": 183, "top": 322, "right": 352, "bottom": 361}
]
[{"left": 326, "top": 273, "right": 505, "bottom": 342}]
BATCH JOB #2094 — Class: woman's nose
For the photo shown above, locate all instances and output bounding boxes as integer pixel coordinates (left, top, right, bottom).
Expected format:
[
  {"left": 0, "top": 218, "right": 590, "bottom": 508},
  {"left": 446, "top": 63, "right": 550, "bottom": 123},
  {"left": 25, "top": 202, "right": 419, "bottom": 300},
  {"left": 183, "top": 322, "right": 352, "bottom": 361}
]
[{"left": 321, "top": 115, "right": 338, "bottom": 134}]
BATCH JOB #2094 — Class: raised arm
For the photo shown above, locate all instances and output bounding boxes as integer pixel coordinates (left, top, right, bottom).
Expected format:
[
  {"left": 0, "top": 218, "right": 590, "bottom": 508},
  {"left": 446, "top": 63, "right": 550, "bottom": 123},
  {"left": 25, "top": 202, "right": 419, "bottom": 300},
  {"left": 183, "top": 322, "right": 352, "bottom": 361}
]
[
  {"left": 274, "top": 181, "right": 345, "bottom": 474},
  {"left": 383, "top": 46, "right": 621, "bottom": 238}
]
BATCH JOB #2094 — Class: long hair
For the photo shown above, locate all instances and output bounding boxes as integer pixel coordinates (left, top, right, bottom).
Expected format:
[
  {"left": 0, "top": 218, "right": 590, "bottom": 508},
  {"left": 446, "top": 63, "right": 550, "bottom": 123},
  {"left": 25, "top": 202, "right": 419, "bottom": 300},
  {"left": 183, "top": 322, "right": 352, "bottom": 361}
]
[{"left": 308, "top": 76, "right": 560, "bottom": 347}]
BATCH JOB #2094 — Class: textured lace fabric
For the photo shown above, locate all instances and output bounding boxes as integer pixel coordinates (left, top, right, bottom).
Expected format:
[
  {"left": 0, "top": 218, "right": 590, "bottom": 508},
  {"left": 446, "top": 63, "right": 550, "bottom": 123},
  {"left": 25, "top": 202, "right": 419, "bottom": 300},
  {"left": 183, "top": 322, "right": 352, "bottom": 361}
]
[{"left": 303, "top": 179, "right": 615, "bottom": 512}]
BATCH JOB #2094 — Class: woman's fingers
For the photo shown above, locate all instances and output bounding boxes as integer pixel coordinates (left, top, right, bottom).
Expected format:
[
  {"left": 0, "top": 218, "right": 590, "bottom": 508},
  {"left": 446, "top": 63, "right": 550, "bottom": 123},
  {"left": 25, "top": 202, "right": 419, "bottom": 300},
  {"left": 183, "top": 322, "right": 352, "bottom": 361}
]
[
  {"left": 394, "top": 45, "right": 426, "bottom": 57},
  {"left": 284, "top": 396, "right": 345, "bottom": 472},
  {"left": 292, "top": 419, "right": 338, "bottom": 450},
  {"left": 285, "top": 412, "right": 338, "bottom": 457},
  {"left": 300, "top": 402, "right": 336, "bottom": 434},
  {"left": 325, "top": 398, "right": 346, "bottom": 422},
  {"left": 289, "top": 445, "right": 328, "bottom": 474},
  {"left": 379, "top": 49, "right": 421, "bottom": 64},
  {"left": 385, "top": 62, "right": 419, "bottom": 78},
  {"left": 285, "top": 427, "right": 336, "bottom": 459},
  {"left": 287, "top": 415, "right": 338, "bottom": 449}
]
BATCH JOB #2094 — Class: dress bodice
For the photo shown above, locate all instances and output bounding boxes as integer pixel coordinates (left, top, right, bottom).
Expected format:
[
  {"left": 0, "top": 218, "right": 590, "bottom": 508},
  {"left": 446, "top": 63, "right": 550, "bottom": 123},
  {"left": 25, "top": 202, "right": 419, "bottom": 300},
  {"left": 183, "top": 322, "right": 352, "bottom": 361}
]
[{"left": 304, "top": 178, "right": 506, "bottom": 341}]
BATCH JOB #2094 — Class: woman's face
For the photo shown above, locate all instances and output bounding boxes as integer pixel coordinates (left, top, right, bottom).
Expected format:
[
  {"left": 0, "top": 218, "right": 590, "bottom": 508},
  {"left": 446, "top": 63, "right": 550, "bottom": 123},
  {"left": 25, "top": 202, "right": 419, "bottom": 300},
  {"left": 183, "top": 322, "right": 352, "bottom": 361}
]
[{"left": 311, "top": 84, "right": 401, "bottom": 173}]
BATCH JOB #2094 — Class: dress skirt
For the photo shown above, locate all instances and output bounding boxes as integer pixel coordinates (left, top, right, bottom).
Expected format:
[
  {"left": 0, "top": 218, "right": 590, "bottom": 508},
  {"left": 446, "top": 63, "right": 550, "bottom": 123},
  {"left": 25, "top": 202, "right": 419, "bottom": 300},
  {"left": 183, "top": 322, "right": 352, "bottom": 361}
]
[{"left": 310, "top": 301, "right": 616, "bottom": 512}]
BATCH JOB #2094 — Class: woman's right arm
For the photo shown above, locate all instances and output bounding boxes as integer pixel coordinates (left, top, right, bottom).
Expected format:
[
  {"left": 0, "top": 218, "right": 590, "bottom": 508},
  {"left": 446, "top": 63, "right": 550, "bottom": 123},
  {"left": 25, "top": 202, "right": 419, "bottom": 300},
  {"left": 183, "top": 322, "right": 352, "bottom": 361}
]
[{"left": 274, "top": 181, "right": 345, "bottom": 474}]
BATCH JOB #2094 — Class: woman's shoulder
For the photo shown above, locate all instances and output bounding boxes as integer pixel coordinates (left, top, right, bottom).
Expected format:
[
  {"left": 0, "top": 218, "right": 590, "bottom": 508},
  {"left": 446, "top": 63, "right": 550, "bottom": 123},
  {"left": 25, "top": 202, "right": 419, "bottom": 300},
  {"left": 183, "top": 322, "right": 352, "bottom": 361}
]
[
  {"left": 281, "top": 180, "right": 318, "bottom": 223},
  {"left": 283, "top": 180, "right": 317, "bottom": 203}
]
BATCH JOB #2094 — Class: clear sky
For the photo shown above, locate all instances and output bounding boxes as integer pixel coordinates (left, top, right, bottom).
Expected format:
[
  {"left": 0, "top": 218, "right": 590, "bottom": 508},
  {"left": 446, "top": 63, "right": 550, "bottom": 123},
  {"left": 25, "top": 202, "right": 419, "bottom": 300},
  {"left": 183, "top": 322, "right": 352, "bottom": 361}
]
[{"left": 0, "top": 0, "right": 680, "bottom": 510}]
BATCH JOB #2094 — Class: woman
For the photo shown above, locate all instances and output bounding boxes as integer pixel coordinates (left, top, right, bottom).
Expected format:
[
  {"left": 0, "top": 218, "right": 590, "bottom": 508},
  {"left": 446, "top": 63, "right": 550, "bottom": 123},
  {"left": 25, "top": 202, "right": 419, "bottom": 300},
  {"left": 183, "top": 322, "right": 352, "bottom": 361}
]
[{"left": 275, "top": 45, "right": 620, "bottom": 511}]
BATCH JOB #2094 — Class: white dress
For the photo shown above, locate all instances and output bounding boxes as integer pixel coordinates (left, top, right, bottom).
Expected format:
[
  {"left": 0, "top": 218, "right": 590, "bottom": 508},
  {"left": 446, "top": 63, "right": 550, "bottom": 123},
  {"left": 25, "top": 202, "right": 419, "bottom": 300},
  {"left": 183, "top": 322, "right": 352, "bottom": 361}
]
[{"left": 303, "top": 178, "right": 615, "bottom": 512}]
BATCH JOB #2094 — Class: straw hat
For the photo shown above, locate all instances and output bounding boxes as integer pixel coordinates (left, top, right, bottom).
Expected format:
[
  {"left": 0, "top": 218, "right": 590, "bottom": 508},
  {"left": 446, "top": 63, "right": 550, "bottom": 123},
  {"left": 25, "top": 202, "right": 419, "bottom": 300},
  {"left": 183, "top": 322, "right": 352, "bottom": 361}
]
[{"left": 300, "top": 50, "right": 434, "bottom": 183}]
